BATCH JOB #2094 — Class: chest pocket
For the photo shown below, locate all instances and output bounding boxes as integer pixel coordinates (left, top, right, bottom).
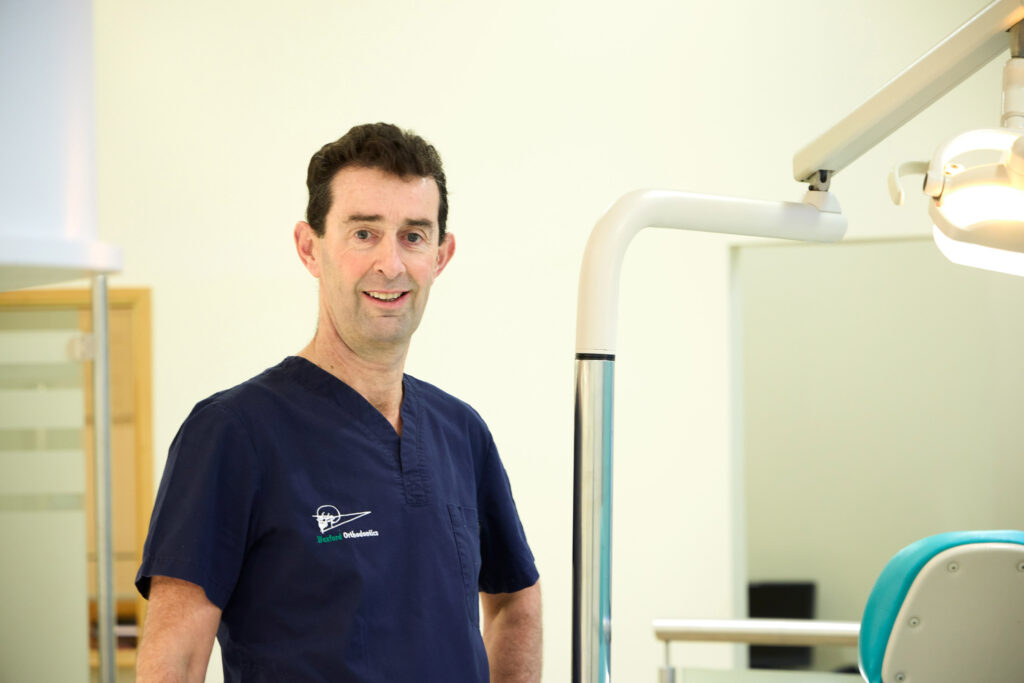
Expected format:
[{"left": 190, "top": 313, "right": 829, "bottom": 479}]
[{"left": 447, "top": 504, "right": 482, "bottom": 628}]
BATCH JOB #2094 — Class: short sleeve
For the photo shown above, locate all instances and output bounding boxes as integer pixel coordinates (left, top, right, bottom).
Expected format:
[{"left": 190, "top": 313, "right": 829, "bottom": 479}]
[
  {"left": 135, "top": 400, "right": 261, "bottom": 609},
  {"left": 476, "top": 439, "right": 539, "bottom": 594}
]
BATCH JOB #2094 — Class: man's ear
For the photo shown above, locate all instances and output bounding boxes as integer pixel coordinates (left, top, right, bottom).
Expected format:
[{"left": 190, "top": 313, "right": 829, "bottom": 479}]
[
  {"left": 434, "top": 232, "right": 456, "bottom": 277},
  {"left": 294, "top": 221, "right": 321, "bottom": 277}
]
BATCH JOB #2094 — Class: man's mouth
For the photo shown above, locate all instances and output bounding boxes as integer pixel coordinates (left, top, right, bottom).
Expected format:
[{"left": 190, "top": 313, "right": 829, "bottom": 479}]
[{"left": 365, "top": 291, "right": 407, "bottom": 302}]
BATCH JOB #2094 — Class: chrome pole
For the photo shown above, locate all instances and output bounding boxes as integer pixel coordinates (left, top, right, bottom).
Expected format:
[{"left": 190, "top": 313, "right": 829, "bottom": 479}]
[
  {"left": 92, "top": 274, "right": 115, "bottom": 683},
  {"left": 573, "top": 355, "right": 615, "bottom": 683},
  {"left": 658, "top": 639, "right": 676, "bottom": 683}
]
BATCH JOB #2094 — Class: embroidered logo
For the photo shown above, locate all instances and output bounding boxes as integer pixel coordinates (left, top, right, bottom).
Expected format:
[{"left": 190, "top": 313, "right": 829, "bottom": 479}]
[{"left": 313, "top": 505, "right": 379, "bottom": 543}]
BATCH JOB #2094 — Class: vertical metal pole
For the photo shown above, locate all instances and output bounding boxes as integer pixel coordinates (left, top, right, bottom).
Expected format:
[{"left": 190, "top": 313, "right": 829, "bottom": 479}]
[
  {"left": 573, "top": 355, "right": 615, "bottom": 683},
  {"left": 658, "top": 640, "right": 677, "bottom": 683},
  {"left": 92, "top": 274, "right": 115, "bottom": 683}
]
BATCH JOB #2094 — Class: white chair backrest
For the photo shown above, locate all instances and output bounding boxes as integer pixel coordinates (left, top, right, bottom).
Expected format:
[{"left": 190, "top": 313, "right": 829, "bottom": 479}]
[{"left": 859, "top": 530, "right": 1024, "bottom": 683}]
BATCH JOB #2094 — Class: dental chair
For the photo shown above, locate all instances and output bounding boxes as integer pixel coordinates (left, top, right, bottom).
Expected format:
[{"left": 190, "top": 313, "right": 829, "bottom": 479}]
[{"left": 858, "top": 530, "right": 1024, "bottom": 683}]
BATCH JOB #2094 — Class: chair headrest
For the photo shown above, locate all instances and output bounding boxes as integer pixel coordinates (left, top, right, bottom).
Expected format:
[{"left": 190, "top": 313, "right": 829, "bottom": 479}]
[{"left": 859, "top": 530, "right": 1024, "bottom": 683}]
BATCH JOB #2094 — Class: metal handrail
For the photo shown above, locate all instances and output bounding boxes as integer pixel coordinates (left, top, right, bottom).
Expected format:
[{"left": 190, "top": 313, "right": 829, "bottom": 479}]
[
  {"left": 653, "top": 619, "right": 861, "bottom": 683},
  {"left": 654, "top": 618, "right": 860, "bottom": 647}
]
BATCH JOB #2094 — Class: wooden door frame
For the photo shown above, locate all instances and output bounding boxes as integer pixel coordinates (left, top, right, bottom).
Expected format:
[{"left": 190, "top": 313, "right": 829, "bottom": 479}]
[{"left": 0, "top": 287, "right": 153, "bottom": 667}]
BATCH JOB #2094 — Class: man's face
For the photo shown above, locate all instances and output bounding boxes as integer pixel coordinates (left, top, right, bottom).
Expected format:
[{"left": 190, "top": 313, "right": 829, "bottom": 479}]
[{"left": 299, "top": 166, "right": 454, "bottom": 360}]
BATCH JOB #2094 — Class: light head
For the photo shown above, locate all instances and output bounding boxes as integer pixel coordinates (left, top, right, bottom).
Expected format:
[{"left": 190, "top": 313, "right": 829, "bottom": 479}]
[{"left": 926, "top": 129, "right": 1024, "bottom": 276}]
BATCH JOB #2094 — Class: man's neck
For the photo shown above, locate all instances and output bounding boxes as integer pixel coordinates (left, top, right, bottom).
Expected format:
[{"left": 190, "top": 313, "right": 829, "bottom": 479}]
[{"left": 298, "top": 331, "right": 407, "bottom": 435}]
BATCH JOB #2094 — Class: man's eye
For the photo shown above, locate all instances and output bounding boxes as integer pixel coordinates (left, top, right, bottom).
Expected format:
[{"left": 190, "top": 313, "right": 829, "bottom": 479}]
[
  {"left": 355, "top": 230, "right": 371, "bottom": 240},
  {"left": 406, "top": 233, "right": 422, "bottom": 244}
]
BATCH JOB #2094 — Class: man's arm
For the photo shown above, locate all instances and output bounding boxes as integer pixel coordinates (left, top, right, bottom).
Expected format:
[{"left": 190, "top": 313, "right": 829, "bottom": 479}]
[
  {"left": 136, "top": 575, "right": 222, "bottom": 683},
  {"left": 480, "top": 580, "right": 542, "bottom": 683}
]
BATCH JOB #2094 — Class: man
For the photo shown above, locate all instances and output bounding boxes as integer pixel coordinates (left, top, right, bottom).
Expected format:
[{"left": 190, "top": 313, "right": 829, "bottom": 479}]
[{"left": 135, "top": 123, "right": 542, "bottom": 682}]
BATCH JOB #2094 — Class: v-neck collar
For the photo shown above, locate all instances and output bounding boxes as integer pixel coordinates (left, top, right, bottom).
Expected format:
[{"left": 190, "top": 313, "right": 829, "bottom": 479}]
[
  {"left": 282, "top": 356, "right": 429, "bottom": 505},
  {"left": 284, "top": 355, "right": 401, "bottom": 436}
]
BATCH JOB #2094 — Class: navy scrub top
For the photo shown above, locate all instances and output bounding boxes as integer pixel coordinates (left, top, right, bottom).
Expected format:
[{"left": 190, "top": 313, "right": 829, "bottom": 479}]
[{"left": 136, "top": 357, "right": 538, "bottom": 682}]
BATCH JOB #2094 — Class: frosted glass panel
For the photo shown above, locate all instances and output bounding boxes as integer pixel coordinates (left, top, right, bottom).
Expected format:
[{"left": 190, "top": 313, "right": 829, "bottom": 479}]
[
  {"left": 0, "top": 510, "right": 90, "bottom": 681},
  {"left": 0, "top": 451, "right": 86, "bottom": 495},
  {"left": 0, "top": 330, "right": 84, "bottom": 364},
  {"left": 0, "top": 388, "right": 85, "bottom": 429},
  {"left": 0, "top": 311, "right": 89, "bottom": 682}
]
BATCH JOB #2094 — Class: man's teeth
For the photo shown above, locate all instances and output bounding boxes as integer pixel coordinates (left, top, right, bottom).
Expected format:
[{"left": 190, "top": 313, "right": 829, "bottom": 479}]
[{"left": 367, "top": 291, "right": 402, "bottom": 301}]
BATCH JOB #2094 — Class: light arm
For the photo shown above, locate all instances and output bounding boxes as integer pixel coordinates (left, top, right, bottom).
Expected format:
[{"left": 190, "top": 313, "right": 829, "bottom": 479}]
[
  {"left": 793, "top": 0, "right": 1024, "bottom": 183},
  {"left": 575, "top": 189, "right": 846, "bottom": 355},
  {"left": 481, "top": 581, "right": 543, "bottom": 683}
]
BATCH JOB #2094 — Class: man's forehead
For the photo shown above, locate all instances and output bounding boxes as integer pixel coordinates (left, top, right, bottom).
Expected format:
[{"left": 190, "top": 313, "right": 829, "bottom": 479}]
[{"left": 328, "top": 166, "right": 439, "bottom": 215}]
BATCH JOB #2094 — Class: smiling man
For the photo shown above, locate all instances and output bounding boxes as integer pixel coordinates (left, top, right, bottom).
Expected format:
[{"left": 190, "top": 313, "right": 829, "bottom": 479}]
[{"left": 135, "top": 123, "right": 542, "bottom": 683}]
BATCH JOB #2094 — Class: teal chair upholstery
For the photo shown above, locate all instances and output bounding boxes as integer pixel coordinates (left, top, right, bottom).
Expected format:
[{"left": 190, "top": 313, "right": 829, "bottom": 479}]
[{"left": 859, "top": 530, "right": 1024, "bottom": 683}]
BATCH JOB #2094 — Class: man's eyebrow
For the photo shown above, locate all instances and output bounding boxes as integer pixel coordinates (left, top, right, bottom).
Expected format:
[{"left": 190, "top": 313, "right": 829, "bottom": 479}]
[
  {"left": 343, "top": 215, "right": 434, "bottom": 228},
  {"left": 345, "top": 214, "right": 384, "bottom": 223}
]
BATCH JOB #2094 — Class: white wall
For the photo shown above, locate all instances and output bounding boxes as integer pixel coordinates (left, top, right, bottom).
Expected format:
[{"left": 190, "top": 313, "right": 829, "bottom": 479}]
[
  {"left": 89, "top": 0, "right": 1004, "bottom": 679},
  {"left": 738, "top": 239, "right": 1024, "bottom": 671}
]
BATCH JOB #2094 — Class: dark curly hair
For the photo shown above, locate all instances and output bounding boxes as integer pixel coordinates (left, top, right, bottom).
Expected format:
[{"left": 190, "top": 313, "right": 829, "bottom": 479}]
[{"left": 305, "top": 123, "right": 448, "bottom": 242}]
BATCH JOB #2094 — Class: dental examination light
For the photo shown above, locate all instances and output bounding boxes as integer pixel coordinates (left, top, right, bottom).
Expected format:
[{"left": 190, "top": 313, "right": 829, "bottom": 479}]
[
  {"left": 800, "top": 5, "right": 1024, "bottom": 277},
  {"left": 888, "top": 22, "right": 1024, "bottom": 275},
  {"left": 572, "top": 2, "right": 1024, "bottom": 682}
]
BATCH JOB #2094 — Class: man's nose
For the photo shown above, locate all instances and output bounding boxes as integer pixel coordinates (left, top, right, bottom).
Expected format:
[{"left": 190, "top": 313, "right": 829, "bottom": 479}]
[{"left": 374, "top": 234, "right": 406, "bottom": 280}]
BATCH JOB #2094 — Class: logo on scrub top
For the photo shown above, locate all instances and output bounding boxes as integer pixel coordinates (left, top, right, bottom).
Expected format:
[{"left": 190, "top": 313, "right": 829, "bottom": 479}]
[{"left": 313, "top": 505, "right": 378, "bottom": 543}]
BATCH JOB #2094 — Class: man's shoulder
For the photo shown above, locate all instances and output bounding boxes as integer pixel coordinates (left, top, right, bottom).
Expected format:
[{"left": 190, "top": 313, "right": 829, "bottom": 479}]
[
  {"left": 405, "top": 375, "right": 488, "bottom": 428},
  {"left": 187, "top": 357, "right": 305, "bottom": 420},
  {"left": 404, "top": 374, "right": 475, "bottom": 410}
]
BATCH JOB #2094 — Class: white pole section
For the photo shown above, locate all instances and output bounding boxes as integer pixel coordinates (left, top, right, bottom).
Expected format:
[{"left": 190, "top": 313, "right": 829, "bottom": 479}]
[
  {"left": 1, "top": 0, "right": 96, "bottom": 243},
  {"left": 0, "top": 0, "right": 120, "bottom": 292}
]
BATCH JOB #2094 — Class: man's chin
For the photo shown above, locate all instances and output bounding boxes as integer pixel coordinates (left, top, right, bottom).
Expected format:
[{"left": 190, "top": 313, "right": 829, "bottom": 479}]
[{"left": 360, "top": 323, "right": 418, "bottom": 349}]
